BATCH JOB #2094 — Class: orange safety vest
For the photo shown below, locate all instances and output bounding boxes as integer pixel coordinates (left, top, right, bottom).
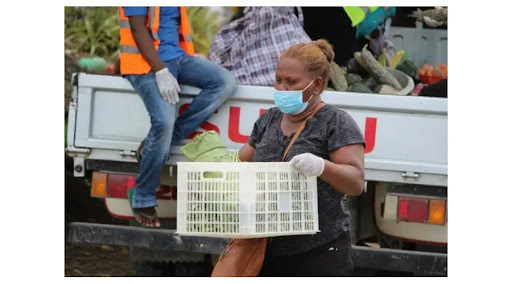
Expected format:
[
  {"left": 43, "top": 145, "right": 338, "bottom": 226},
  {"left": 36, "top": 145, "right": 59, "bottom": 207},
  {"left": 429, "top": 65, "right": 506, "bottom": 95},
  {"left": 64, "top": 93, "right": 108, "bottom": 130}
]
[{"left": 119, "top": 7, "right": 195, "bottom": 75}]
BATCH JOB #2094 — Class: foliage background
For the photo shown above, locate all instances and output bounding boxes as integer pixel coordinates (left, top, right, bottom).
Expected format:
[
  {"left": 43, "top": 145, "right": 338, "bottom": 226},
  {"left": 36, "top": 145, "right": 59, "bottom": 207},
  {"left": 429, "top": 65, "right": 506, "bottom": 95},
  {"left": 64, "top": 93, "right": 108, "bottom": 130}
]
[{"left": 65, "top": 7, "right": 225, "bottom": 113}]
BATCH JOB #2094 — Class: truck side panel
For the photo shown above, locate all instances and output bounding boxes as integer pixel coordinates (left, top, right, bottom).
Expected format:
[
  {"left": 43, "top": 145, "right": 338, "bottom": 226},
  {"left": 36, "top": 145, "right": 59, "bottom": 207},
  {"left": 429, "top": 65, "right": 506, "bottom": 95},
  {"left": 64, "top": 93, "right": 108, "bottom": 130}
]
[{"left": 70, "top": 74, "right": 447, "bottom": 187}]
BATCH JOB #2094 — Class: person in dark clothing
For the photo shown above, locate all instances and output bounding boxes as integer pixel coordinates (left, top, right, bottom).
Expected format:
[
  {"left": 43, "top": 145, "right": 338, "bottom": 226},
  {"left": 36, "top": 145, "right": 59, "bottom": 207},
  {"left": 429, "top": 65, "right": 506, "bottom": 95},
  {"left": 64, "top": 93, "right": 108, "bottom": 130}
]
[
  {"left": 119, "top": 7, "right": 236, "bottom": 227},
  {"left": 301, "top": 7, "right": 360, "bottom": 66},
  {"left": 238, "top": 39, "right": 365, "bottom": 276}
]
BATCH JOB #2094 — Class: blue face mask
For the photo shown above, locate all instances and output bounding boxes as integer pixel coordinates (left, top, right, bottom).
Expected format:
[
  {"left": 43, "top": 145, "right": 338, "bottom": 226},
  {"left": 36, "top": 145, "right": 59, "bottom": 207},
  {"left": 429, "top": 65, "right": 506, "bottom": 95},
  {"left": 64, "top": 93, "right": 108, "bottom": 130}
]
[{"left": 274, "top": 79, "right": 315, "bottom": 115}]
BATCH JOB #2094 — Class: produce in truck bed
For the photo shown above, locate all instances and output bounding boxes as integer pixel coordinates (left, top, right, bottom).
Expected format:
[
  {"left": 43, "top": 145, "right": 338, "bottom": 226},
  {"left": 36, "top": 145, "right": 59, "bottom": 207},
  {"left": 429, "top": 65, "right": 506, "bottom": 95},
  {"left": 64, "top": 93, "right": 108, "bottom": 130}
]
[
  {"left": 354, "top": 52, "right": 368, "bottom": 72},
  {"left": 355, "top": 46, "right": 403, "bottom": 91},
  {"left": 328, "top": 62, "right": 348, "bottom": 91},
  {"left": 378, "top": 48, "right": 389, "bottom": 67},
  {"left": 390, "top": 50, "right": 405, "bottom": 69},
  {"left": 418, "top": 63, "right": 447, "bottom": 84},
  {"left": 362, "top": 77, "right": 378, "bottom": 90},
  {"left": 374, "top": 84, "right": 401, "bottom": 95},
  {"left": 396, "top": 59, "right": 418, "bottom": 79},
  {"left": 346, "top": 73, "right": 363, "bottom": 86},
  {"left": 416, "top": 7, "right": 448, "bottom": 27},
  {"left": 418, "top": 63, "right": 447, "bottom": 78},
  {"left": 346, "top": 57, "right": 368, "bottom": 77},
  {"left": 347, "top": 82, "right": 373, "bottom": 94}
]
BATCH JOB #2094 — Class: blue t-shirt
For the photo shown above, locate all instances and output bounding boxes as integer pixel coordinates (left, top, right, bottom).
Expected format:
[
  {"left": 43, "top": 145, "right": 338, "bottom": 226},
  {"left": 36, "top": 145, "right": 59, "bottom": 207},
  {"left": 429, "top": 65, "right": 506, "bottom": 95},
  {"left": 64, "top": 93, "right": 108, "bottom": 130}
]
[{"left": 122, "top": 7, "right": 185, "bottom": 61}]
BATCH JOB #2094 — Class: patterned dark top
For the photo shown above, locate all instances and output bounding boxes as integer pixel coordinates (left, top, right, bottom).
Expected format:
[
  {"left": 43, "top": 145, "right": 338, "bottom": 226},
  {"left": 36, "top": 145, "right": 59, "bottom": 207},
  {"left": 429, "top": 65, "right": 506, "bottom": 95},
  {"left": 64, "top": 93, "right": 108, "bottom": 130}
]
[{"left": 248, "top": 103, "right": 365, "bottom": 256}]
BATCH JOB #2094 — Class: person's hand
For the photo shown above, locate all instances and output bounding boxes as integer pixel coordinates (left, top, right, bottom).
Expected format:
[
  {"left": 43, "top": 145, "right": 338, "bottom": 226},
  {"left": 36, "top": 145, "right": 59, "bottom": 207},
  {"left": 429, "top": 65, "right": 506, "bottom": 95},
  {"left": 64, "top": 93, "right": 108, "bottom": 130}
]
[
  {"left": 290, "top": 153, "right": 325, "bottom": 177},
  {"left": 155, "top": 67, "right": 181, "bottom": 104}
]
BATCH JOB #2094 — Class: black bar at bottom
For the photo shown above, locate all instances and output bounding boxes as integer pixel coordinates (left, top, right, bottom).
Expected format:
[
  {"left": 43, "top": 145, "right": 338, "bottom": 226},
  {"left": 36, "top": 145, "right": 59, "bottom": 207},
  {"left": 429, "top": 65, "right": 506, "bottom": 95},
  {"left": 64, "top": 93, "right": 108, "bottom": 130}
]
[
  {"left": 67, "top": 222, "right": 447, "bottom": 275},
  {"left": 67, "top": 222, "right": 229, "bottom": 254},
  {"left": 352, "top": 245, "right": 447, "bottom": 276}
]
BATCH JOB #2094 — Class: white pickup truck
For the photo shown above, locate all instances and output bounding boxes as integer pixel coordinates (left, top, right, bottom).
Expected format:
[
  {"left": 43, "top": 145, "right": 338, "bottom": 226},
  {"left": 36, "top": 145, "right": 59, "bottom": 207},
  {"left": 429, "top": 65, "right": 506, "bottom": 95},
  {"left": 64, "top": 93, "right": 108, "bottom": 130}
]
[{"left": 66, "top": 64, "right": 447, "bottom": 275}]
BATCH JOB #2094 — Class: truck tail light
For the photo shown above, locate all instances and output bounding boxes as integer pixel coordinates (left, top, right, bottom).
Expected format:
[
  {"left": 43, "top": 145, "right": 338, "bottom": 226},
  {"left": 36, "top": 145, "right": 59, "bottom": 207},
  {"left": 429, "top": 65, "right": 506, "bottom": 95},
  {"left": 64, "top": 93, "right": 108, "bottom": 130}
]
[
  {"left": 106, "top": 174, "right": 136, "bottom": 198},
  {"left": 91, "top": 172, "right": 136, "bottom": 199},
  {"left": 397, "top": 197, "right": 428, "bottom": 223},
  {"left": 384, "top": 194, "right": 447, "bottom": 225},
  {"left": 91, "top": 172, "right": 107, "bottom": 198},
  {"left": 383, "top": 195, "right": 398, "bottom": 219},
  {"left": 428, "top": 199, "right": 446, "bottom": 225}
]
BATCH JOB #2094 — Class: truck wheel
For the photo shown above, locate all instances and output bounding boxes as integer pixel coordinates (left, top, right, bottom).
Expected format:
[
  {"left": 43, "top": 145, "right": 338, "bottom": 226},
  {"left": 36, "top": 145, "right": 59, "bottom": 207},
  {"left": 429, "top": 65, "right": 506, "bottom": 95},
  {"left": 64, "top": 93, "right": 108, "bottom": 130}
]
[{"left": 132, "top": 260, "right": 175, "bottom": 276}]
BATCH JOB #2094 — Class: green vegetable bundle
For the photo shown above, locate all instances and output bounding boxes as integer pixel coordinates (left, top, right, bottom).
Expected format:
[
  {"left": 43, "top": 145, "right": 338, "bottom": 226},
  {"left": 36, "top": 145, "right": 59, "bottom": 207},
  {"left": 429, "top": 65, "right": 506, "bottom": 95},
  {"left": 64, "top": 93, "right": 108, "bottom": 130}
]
[{"left": 180, "top": 131, "right": 240, "bottom": 233}]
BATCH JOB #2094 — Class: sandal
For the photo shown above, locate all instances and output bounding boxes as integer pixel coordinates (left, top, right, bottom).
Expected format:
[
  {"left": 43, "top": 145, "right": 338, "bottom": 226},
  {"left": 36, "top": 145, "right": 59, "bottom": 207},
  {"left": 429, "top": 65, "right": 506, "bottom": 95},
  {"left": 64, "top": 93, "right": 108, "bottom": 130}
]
[{"left": 127, "top": 188, "right": 161, "bottom": 228}]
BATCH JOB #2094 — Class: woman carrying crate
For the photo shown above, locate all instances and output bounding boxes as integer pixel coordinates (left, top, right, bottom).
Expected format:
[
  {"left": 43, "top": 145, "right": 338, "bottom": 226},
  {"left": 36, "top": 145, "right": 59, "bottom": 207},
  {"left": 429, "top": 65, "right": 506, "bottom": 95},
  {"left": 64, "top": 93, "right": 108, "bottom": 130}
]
[{"left": 238, "top": 39, "right": 366, "bottom": 276}]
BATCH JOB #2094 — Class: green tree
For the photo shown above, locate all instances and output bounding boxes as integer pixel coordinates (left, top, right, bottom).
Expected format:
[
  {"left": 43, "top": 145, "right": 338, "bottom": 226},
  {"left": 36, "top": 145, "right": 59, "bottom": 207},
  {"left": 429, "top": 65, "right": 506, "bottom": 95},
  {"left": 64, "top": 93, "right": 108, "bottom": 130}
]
[
  {"left": 65, "top": 7, "right": 120, "bottom": 61},
  {"left": 65, "top": 7, "right": 223, "bottom": 112}
]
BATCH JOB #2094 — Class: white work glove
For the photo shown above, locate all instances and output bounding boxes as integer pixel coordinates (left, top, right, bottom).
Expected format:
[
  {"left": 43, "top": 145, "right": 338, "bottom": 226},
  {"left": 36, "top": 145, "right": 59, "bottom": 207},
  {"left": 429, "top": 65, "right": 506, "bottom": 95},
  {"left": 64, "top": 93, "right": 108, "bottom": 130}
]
[
  {"left": 290, "top": 153, "right": 325, "bottom": 177},
  {"left": 155, "top": 67, "right": 181, "bottom": 104}
]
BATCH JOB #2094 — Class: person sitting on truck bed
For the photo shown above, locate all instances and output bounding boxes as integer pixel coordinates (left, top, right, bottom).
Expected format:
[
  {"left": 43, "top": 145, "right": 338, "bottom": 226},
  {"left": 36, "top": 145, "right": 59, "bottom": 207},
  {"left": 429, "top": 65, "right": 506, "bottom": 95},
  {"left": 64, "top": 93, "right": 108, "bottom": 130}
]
[
  {"left": 238, "top": 40, "right": 365, "bottom": 276},
  {"left": 119, "top": 7, "right": 237, "bottom": 227}
]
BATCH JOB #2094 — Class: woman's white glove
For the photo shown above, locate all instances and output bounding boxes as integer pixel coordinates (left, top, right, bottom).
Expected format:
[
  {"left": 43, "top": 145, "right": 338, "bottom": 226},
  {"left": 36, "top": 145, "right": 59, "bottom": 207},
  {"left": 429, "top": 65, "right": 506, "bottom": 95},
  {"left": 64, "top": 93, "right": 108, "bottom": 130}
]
[
  {"left": 290, "top": 153, "right": 325, "bottom": 177},
  {"left": 155, "top": 67, "right": 181, "bottom": 104}
]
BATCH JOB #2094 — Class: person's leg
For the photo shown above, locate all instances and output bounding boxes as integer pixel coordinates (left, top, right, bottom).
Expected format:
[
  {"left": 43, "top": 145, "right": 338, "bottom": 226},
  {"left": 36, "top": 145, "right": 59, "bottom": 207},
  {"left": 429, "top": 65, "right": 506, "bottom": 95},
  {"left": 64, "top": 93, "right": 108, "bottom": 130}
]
[
  {"left": 125, "top": 60, "right": 179, "bottom": 227},
  {"left": 171, "top": 54, "right": 236, "bottom": 145}
]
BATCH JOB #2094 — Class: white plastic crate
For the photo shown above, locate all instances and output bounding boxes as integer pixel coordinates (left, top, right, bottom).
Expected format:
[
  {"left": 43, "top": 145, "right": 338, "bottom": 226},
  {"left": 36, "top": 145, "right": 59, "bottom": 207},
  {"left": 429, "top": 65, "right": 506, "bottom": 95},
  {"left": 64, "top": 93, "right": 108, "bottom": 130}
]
[{"left": 176, "top": 162, "right": 320, "bottom": 238}]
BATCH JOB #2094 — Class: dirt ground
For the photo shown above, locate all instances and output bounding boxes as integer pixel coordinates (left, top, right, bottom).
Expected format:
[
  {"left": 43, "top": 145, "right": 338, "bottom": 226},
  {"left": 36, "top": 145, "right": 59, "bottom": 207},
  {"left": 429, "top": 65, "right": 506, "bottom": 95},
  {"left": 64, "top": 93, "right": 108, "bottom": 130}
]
[{"left": 65, "top": 243, "right": 134, "bottom": 276}]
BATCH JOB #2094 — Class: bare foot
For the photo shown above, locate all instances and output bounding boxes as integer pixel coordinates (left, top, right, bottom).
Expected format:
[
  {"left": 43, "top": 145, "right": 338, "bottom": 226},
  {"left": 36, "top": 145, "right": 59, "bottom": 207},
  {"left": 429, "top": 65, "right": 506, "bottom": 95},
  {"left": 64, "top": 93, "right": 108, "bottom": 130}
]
[{"left": 133, "top": 207, "right": 161, "bottom": 228}]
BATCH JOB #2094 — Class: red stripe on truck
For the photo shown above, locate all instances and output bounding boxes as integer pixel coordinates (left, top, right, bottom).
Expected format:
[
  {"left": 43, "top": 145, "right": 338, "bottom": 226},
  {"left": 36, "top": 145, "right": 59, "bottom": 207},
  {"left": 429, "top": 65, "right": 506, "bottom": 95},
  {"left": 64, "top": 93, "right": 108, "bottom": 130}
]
[
  {"left": 178, "top": 103, "right": 377, "bottom": 154},
  {"left": 364, "top": 117, "right": 377, "bottom": 154}
]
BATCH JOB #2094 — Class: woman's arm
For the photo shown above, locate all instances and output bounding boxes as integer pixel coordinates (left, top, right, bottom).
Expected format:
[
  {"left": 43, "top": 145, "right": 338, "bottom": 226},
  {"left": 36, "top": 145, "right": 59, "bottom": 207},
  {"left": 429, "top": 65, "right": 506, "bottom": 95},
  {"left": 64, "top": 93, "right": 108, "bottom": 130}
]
[
  {"left": 319, "top": 144, "right": 365, "bottom": 196},
  {"left": 238, "top": 143, "right": 255, "bottom": 162}
]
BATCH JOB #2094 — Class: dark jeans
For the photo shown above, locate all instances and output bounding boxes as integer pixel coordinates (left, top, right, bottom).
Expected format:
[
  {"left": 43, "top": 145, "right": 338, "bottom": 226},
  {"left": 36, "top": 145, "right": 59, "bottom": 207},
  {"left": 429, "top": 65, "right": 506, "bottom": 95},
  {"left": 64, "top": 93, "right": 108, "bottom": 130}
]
[
  {"left": 259, "top": 231, "right": 354, "bottom": 277},
  {"left": 125, "top": 54, "right": 236, "bottom": 208}
]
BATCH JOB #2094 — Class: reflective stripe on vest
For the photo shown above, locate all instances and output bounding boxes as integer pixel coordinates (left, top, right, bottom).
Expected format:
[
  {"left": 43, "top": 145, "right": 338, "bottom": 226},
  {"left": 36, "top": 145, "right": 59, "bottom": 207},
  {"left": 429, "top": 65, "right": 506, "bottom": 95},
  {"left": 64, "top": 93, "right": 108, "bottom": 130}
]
[
  {"left": 119, "top": 19, "right": 159, "bottom": 41},
  {"left": 179, "top": 33, "right": 193, "bottom": 43},
  {"left": 119, "top": 7, "right": 194, "bottom": 75},
  {"left": 119, "top": 19, "right": 130, "bottom": 29},
  {"left": 148, "top": 7, "right": 160, "bottom": 40},
  {"left": 120, "top": 45, "right": 140, "bottom": 54},
  {"left": 177, "top": 6, "right": 194, "bottom": 57}
]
